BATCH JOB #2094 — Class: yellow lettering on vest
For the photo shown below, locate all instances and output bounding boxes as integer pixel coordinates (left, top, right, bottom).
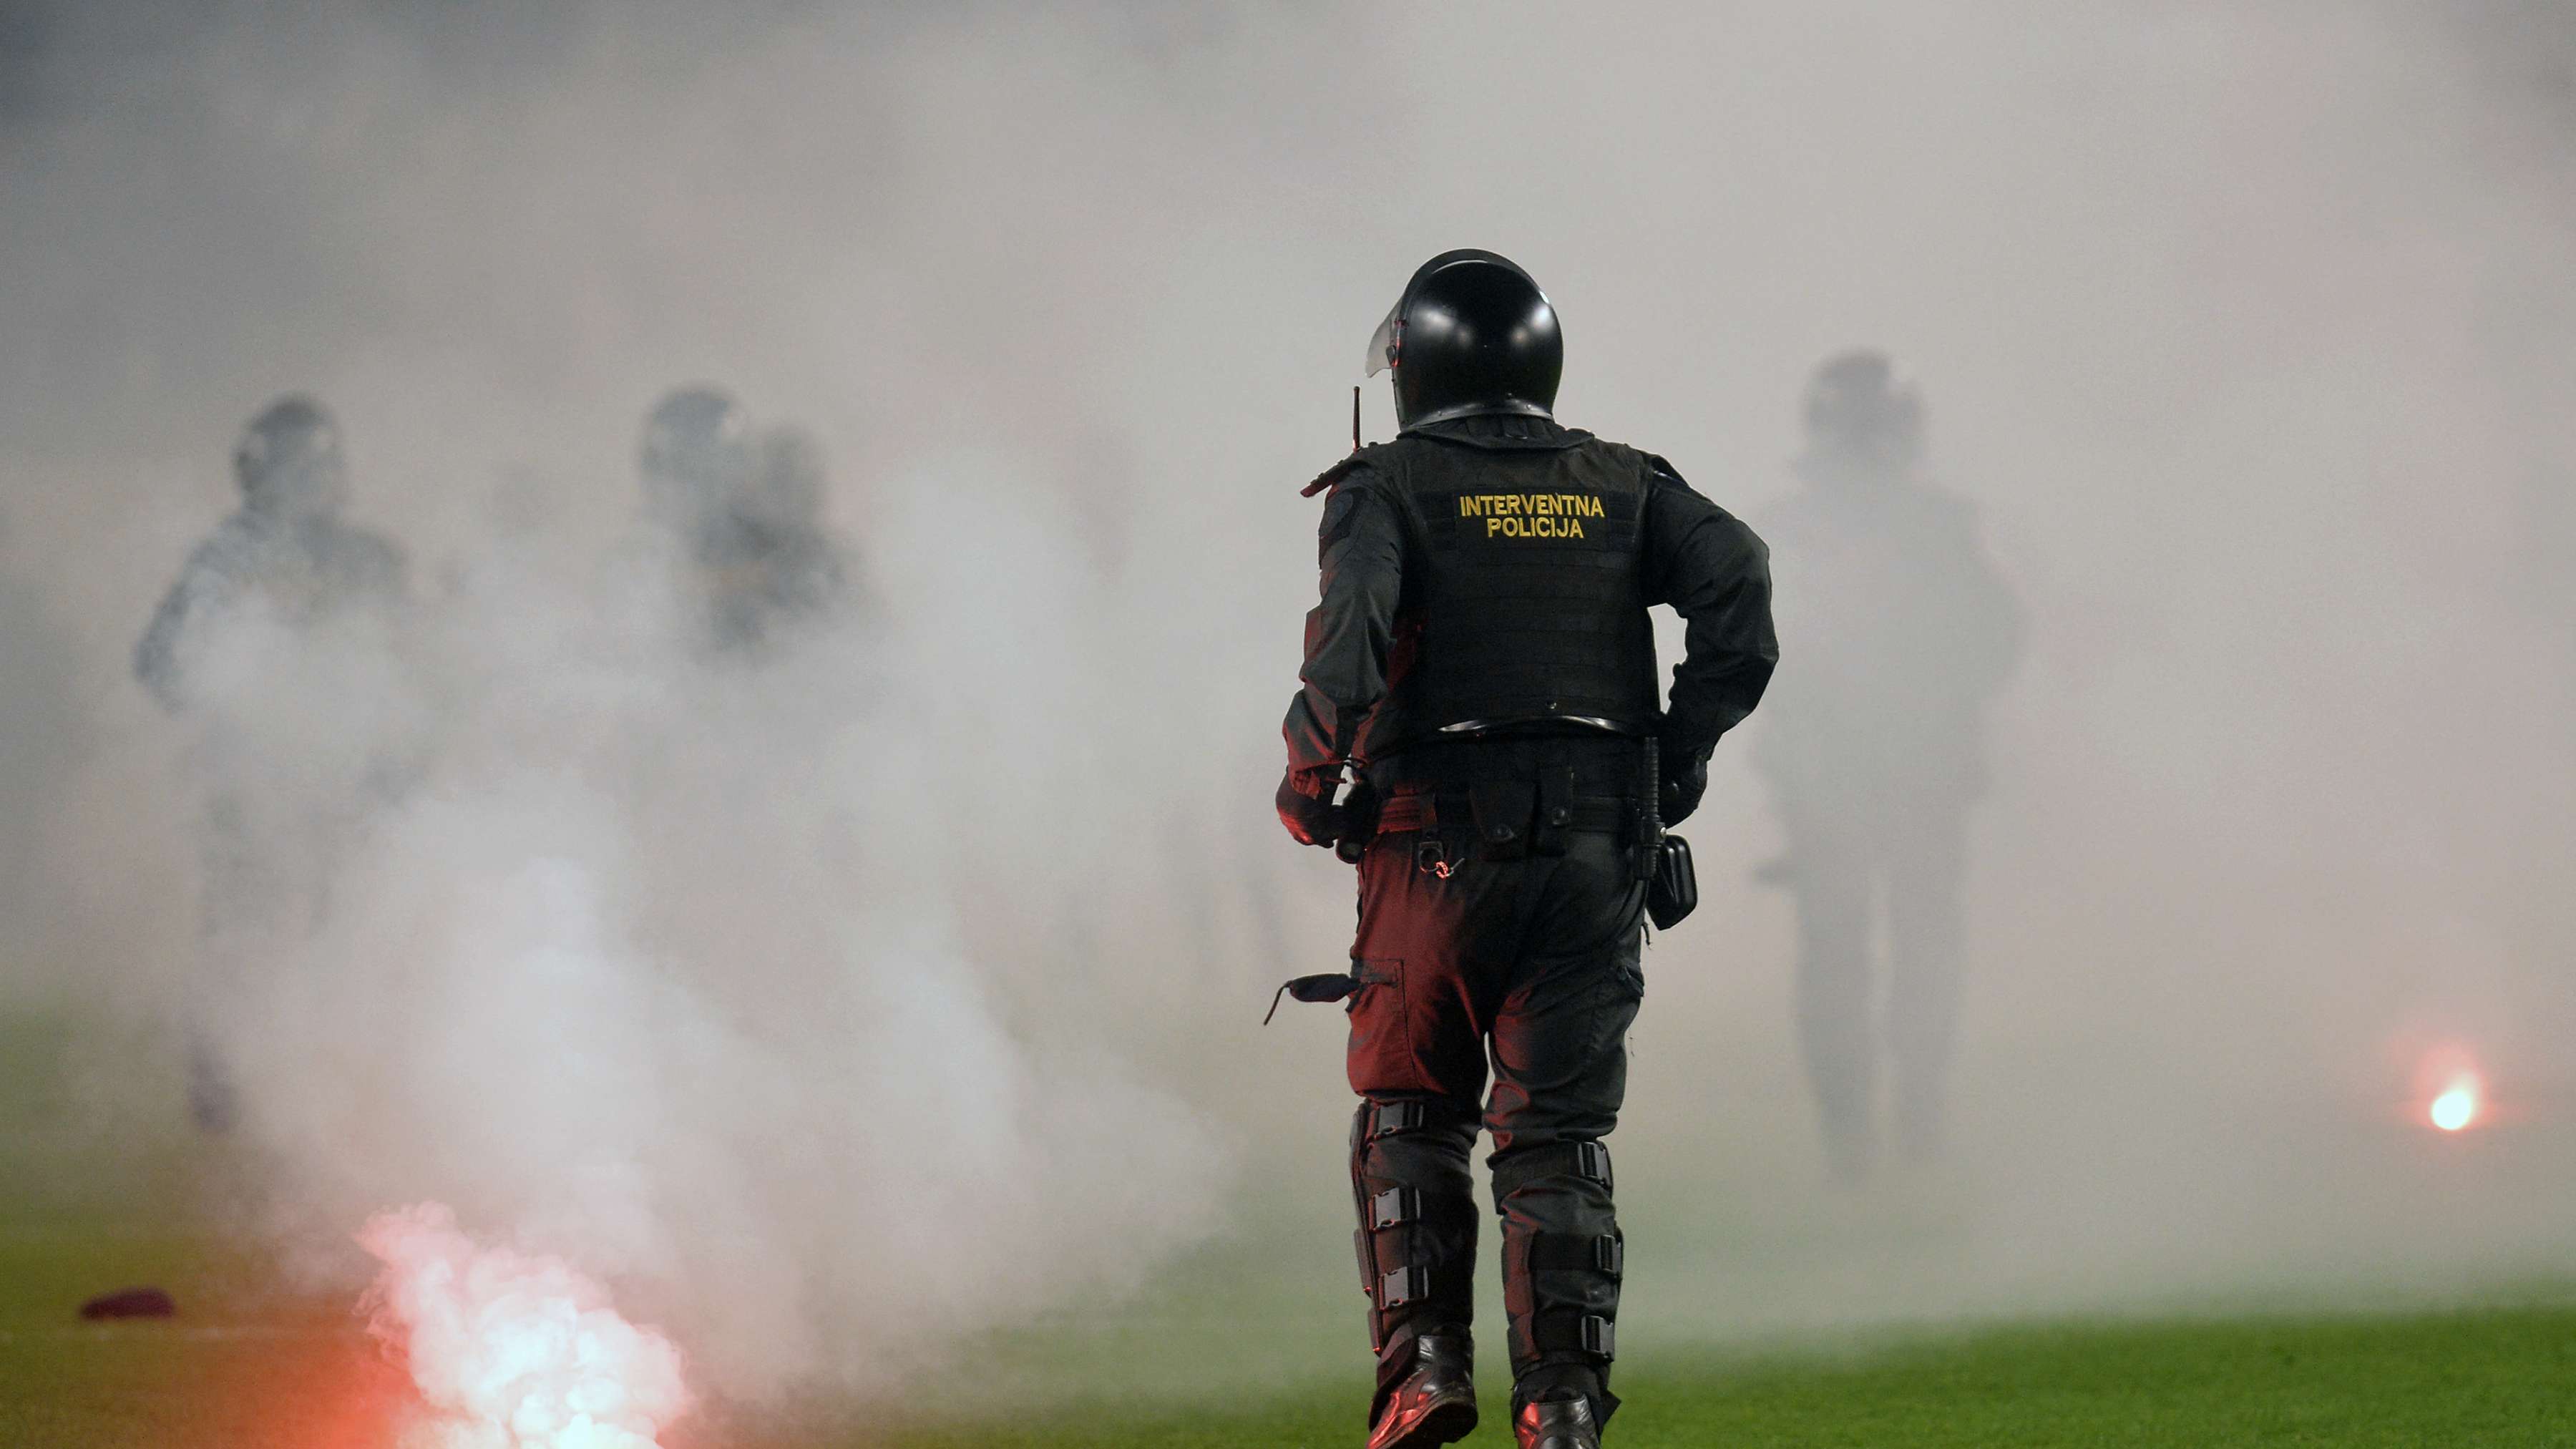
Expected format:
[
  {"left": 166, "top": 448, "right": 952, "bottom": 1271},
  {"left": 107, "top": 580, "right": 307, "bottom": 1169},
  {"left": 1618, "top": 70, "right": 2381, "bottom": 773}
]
[{"left": 1466, "top": 494, "right": 1601, "bottom": 540}]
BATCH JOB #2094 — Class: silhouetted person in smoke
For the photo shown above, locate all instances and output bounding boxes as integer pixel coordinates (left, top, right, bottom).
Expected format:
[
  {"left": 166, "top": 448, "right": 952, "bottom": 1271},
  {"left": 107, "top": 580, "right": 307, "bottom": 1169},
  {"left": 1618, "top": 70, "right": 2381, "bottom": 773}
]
[
  {"left": 135, "top": 395, "right": 410, "bottom": 1130},
  {"left": 637, "top": 388, "right": 856, "bottom": 659},
  {"left": 136, "top": 397, "right": 409, "bottom": 708},
  {"left": 1753, "top": 351, "right": 2021, "bottom": 1184}
]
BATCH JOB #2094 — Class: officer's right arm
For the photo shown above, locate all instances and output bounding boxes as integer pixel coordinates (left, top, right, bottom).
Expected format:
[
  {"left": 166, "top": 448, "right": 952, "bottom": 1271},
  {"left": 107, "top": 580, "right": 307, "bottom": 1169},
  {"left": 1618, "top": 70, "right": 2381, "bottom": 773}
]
[{"left": 1281, "top": 466, "right": 1403, "bottom": 796}]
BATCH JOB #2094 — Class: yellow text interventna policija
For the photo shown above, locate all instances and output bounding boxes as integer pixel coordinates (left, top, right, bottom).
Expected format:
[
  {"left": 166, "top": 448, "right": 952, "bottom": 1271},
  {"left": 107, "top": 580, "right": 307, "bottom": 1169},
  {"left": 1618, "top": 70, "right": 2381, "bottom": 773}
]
[{"left": 1455, "top": 491, "right": 1608, "bottom": 540}]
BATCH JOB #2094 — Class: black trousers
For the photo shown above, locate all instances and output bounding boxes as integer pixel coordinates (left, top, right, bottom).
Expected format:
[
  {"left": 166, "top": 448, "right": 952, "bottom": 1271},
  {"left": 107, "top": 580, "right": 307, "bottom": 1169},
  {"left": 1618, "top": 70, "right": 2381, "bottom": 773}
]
[
  {"left": 1775, "top": 799, "right": 1969, "bottom": 1179},
  {"left": 1345, "top": 736, "right": 1644, "bottom": 1428}
]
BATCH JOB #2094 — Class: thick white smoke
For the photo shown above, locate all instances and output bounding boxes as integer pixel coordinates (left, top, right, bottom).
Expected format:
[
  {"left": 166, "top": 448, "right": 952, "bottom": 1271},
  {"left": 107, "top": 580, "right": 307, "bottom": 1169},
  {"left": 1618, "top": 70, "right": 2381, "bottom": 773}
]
[
  {"left": 2, "top": 0, "right": 2574, "bottom": 1413},
  {"left": 165, "top": 454, "right": 1234, "bottom": 1398}
]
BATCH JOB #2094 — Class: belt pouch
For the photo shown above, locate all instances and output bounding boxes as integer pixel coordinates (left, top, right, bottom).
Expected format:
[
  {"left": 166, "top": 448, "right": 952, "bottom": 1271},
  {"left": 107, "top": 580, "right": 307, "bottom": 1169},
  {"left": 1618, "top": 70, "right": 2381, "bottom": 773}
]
[
  {"left": 1533, "top": 764, "right": 1577, "bottom": 857},
  {"left": 1467, "top": 779, "right": 1537, "bottom": 862}
]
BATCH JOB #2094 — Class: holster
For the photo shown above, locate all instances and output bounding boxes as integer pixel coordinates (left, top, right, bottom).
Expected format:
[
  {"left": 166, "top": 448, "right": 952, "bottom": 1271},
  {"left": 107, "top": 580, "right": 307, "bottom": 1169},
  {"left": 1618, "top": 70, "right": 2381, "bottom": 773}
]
[
  {"left": 1635, "top": 737, "right": 1699, "bottom": 929},
  {"left": 1646, "top": 836, "right": 1697, "bottom": 930}
]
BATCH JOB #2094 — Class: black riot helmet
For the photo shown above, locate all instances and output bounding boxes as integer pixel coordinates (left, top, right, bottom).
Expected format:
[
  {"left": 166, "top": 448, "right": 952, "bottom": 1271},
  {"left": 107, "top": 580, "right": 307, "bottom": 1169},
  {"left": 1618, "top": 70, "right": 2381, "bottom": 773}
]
[
  {"left": 1365, "top": 249, "right": 1562, "bottom": 429},
  {"left": 1800, "top": 349, "right": 1923, "bottom": 477},
  {"left": 233, "top": 395, "right": 348, "bottom": 517},
  {"left": 638, "top": 385, "right": 753, "bottom": 522}
]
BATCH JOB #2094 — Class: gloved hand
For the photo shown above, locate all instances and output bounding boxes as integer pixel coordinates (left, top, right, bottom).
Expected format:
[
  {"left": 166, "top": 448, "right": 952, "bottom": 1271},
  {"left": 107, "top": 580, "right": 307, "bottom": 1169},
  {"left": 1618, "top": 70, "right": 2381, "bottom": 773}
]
[
  {"left": 1660, "top": 741, "right": 1713, "bottom": 826},
  {"left": 1275, "top": 766, "right": 1344, "bottom": 847}
]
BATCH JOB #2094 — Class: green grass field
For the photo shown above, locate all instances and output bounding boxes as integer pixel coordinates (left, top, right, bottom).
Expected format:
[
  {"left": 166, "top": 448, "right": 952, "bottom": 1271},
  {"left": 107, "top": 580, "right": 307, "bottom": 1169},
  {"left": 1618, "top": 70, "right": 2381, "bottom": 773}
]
[
  {"left": 6, "top": 1213, "right": 2573, "bottom": 1448},
  {"left": 887, "top": 1309, "right": 2576, "bottom": 1448},
  {"left": 6, "top": 1010, "right": 2575, "bottom": 1446}
]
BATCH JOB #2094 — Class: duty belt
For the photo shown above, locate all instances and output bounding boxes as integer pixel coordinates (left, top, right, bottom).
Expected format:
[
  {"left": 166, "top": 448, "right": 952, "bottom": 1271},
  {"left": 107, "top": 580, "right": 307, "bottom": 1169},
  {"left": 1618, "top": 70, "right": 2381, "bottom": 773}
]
[{"left": 1372, "top": 791, "right": 1632, "bottom": 837}]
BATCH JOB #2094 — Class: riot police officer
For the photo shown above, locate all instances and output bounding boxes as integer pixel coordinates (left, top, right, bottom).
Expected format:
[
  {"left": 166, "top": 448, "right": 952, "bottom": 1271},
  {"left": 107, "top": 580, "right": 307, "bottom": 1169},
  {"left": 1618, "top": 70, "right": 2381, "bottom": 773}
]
[
  {"left": 1277, "top": 251, "right": 1777, "bottom": 1449},
  {"left": 1752, "top": 351, "right": 2021, "bottom": 1181},
  {"left": 636, "top": 386, "right": 852, "bottom": 656},
  {"left": 136, "top": 396, "right": 408, "bottom": 708},
  {"left": 135, "top": 395, "right": 409, "bottom": 1129}
]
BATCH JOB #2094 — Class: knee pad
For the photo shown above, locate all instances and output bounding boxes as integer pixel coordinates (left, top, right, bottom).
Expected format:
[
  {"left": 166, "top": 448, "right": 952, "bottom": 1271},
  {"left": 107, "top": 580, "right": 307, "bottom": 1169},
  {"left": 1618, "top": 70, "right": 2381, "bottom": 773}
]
[{"left": 1489, "top": 1138, "right": 1613, "bottom": 1205}]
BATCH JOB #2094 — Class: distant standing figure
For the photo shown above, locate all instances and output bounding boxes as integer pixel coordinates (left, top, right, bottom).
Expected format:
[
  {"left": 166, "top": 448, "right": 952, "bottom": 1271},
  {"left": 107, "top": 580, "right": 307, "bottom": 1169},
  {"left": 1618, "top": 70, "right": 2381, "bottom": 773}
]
[
  {"left": 636, "top": 389, "right": 854, "bottom": 658},
  {"left": 1753, "top": 351, "right": 2021, "bottom": 1183},
  {"left": 135, "top": 395, "right": 409, "bottom": 1130}
]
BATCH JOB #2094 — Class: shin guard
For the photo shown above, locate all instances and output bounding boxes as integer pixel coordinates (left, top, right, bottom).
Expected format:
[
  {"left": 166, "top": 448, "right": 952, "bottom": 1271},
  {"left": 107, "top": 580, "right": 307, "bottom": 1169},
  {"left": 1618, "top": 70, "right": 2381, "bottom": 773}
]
[
  {"left": 1351, "top": 1095, "right": 1480, "bottom": 1422},
  {"left": 1491, "top": 1137, "right": 1622, "bottom": 1425}
]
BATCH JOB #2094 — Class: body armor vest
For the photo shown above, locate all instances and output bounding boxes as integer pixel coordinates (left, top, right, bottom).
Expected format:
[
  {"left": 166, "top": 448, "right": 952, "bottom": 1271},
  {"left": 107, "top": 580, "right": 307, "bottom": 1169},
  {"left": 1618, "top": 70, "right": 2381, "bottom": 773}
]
[{"left": 1363, "top": 424, "right": 1660, "bottom": 758}]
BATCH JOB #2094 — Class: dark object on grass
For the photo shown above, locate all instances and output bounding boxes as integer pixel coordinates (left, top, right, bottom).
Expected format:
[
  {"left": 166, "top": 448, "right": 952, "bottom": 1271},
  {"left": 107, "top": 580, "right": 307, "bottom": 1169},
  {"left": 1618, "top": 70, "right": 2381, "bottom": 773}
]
[{"left": 79, "top": 1287, "right": 175, "bottom": 1320}]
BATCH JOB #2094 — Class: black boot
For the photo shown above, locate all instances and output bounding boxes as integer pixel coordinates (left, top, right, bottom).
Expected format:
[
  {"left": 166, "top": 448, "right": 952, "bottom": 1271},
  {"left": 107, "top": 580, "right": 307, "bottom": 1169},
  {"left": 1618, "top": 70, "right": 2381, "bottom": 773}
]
[
  {"left": 1514, "top": 1395, "right": 1601, "bottom": 1449},
  {"left": 1366, "top": 1331, "right": 1478, "bottom": 1449}
]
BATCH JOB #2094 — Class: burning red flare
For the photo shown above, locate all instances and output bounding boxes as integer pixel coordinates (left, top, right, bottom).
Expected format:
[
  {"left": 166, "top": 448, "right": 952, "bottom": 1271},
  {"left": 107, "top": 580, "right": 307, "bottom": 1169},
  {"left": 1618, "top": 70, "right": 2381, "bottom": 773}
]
[
  {"left": 2429, "top": 1073, "right": 2480, "bottom": 1132},
  {"left": 358, "top": 1204, "right": 691, "bottom": 1449}
]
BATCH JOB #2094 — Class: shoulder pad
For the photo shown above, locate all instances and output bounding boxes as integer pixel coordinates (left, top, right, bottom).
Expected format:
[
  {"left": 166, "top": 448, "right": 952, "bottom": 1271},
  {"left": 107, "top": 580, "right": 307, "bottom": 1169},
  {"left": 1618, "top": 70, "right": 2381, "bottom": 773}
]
[
  {"left": 1301, "top": 448, "right": 1385, "bottom": 498},
  {"left": 1641, "top": 453, "right": 1699, "bottom": 492}
]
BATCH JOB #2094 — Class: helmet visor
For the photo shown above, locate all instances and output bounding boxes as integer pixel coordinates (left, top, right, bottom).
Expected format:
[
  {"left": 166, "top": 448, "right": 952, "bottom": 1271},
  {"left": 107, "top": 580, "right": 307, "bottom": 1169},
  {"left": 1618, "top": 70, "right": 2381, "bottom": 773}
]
[{"left": 1364, "top": 298, "right": 1402, "bottom": 377}]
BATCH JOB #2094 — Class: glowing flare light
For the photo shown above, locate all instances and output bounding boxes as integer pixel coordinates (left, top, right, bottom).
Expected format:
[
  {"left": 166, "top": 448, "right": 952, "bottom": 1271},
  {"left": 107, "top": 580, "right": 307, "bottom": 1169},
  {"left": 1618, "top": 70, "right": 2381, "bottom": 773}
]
[
  {"left": 2429, "top": 1075, "right": 2479, "bottom": 1133},
  {"left": 358, "top": 1204, "right": 691, "bottom": 1449}
]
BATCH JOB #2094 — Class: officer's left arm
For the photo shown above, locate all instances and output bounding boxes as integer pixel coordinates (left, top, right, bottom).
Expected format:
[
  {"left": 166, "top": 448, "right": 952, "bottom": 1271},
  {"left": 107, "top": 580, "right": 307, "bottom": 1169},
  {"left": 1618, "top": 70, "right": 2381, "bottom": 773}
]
[
  {"left": 1947, "top": 501, "right": 2024, "bottom": 701},
  {"left": 1640, "top": 462, "right": 1779, "bottom": 813},
  {"left": 1279, "top": 467, "right": 1403, "bottom": 842},
  {"left": 133, "top": 574, "right": 198, "bottom": 712}
]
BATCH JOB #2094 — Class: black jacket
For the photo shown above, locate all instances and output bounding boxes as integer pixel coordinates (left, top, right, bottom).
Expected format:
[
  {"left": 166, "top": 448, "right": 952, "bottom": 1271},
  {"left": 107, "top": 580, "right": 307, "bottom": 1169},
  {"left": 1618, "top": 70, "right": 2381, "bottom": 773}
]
[{"left": 1284, "top": 414, "right": 1776, "bottom": 777}]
